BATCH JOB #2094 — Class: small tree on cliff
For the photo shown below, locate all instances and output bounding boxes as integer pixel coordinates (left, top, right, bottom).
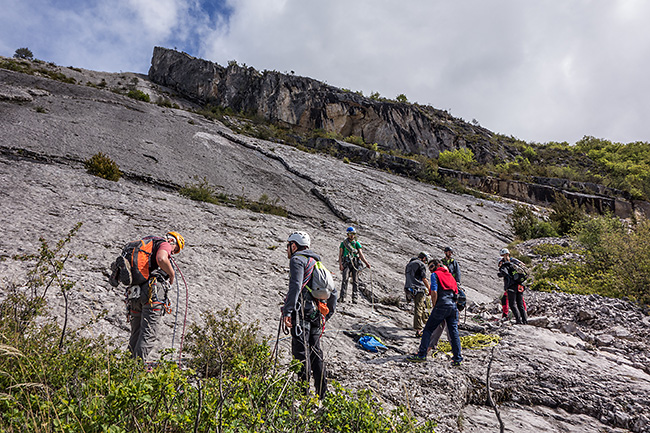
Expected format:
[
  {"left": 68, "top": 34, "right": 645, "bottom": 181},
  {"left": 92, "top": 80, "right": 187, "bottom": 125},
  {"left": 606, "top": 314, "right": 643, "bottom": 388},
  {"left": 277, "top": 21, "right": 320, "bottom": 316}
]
[{"left": 14, "top": 47, "right": 34, "bottom": 60}]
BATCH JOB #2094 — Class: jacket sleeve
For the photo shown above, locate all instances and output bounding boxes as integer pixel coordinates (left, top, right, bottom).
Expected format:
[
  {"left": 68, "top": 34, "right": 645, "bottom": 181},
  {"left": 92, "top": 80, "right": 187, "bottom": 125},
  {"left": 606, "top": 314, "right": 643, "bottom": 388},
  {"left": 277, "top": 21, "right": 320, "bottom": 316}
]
[
  {"left": 430, "top": 273, "right": 439, "bottom": 294},
  {"left": 282, "top": 256, "right": 305, "bottom": 317},
  {"left": 325, "top": 293, "right": 337, "bottom": 321}
]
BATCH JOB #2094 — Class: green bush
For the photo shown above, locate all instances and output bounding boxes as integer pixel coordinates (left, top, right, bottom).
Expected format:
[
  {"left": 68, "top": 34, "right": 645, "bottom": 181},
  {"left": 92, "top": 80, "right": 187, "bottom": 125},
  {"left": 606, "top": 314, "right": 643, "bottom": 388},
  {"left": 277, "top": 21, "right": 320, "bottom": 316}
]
[
  {"left": 179, "top": 177, "right": 220, "bottom": 204},
  {"left": 572, "top": 214, "right": 624, "bottom": 262},
  {"left": 531, "top": 215, "right": 650, "bottom": 305},
  {"left": 13, "top": 47, "right": 33, "bottom": 60},
  {"left": 344, "top": 135, "right": 365, "bottom": 146},
  {"left": 396, "top": 94, "right": 408, "bottom": 103},
  {"left": 318, "top": 383, "right": 437, "bottom": 432},
  {"left": 244, "top": 194, "right": 288, "bottom": 217},
  {"left": 437, "top": 148, "right": 476, "bottom": 171},
  {"left": 126, "top": 89, "right": 150, "bottom": 102},
  {"left": 531, "top": 243, "right": 572, "bottom": 257},
  {"left": 415, "top": 156, "right": 440, "bottom": 184},
  {"left": 508, "top": 205, "right": 535, "bottom": 239},
  {"left": 549, "top": 193, "right": 585, "bottom": 236},
  {"left": 185, "top": 307, "right": 271, "bottom": 379},
  {"left": 180, "top": 179, "right": 288, "bottom": 217},
  {"left": 507, "top": 204, "right": 558, "bottom": 240},
  {"left": 84, "top": 152, "right": 121, "bottom": 181}
]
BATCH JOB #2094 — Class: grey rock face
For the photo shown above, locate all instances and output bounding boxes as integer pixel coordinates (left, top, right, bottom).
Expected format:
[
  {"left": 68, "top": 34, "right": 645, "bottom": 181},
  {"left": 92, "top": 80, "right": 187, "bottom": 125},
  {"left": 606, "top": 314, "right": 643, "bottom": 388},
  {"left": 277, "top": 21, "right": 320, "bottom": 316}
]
[
  {"left": 148, "top": 47, "right": 512, "bottom": 163},
  {"left": 2, "top": 65, "right": 650, "bottom": 433},
  {"left": 439, "top": 168, "right": 648, "bottom": 219},
  {"left": 148, "top": 48, "right": 650, "bottom": 220}
]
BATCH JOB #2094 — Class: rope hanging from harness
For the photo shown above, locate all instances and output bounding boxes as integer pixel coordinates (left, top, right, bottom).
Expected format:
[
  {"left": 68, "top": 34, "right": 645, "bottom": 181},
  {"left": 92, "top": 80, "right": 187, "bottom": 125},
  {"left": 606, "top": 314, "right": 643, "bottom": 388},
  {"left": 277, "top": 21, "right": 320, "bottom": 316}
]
[
  {"left": 171, "top": 273, "right": 181, "bottom": 350},
  {"left": 170, "top": 256, "right": 189, "bottom": 365}
]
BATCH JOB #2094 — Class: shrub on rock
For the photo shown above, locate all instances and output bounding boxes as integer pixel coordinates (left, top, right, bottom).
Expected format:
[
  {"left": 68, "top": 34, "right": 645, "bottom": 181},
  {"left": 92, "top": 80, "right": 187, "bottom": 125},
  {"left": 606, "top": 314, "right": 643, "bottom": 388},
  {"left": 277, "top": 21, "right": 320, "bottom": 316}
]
[{"left": 84, "top": 152, "right": 121, "bottom": 181}]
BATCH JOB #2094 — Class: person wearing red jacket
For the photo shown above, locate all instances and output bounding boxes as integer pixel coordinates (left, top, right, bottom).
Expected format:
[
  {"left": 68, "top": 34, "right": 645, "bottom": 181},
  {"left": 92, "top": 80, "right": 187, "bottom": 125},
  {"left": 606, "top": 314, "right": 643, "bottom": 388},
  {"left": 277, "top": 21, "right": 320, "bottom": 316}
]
[{"left": 406, "top": 258, "right": 463, "bottom": 366}]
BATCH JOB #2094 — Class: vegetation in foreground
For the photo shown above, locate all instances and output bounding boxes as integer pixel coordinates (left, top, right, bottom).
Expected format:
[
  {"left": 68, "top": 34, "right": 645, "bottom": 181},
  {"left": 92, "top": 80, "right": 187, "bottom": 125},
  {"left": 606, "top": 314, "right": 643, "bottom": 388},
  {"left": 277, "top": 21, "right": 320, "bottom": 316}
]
[{"left": 0, "top": 227, "right": 436, "bottom": 432}]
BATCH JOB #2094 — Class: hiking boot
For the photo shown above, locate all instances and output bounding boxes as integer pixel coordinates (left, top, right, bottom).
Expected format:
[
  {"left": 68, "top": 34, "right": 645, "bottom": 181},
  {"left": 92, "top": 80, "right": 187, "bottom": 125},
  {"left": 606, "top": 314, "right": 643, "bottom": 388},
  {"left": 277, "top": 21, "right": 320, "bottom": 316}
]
[
  {"left": 109, "top": 261, "right": 120, "bottom": 287},
  {"left": 115, "top": 256, "right": 132, "bottom": 286},
  {"left": 450, "top": 360, "right": 462, "bottom": 367},
  {"left": 406, "top": 354, "right": 427, "bottom": 363}
]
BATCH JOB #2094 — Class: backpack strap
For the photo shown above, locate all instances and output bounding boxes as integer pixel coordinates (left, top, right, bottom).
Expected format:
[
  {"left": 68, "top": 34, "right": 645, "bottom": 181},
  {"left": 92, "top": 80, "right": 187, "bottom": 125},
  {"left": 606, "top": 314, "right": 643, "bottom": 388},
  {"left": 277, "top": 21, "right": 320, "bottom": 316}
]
[
  {"left": 343, "top": 238, "right": 359, "bottom": 257},
  {"left": 298, "top": 255, "right": 316, "bottom": 291}
]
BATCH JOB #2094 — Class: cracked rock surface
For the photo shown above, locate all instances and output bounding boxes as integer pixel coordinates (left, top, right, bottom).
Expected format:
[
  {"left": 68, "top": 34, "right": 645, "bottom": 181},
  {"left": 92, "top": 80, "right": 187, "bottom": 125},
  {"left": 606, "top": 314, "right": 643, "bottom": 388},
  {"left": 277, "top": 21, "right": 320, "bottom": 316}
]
[{"left": 1, "top": 66, "right": 649, "bottom": 433}]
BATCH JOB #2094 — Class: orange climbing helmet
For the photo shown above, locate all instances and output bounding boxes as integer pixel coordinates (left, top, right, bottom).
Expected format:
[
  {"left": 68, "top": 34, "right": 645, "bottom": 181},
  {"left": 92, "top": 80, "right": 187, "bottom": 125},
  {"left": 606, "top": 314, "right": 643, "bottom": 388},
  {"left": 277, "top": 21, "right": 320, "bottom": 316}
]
[{"left": 166, "top": 231, "right": 185, "bottom": 252}]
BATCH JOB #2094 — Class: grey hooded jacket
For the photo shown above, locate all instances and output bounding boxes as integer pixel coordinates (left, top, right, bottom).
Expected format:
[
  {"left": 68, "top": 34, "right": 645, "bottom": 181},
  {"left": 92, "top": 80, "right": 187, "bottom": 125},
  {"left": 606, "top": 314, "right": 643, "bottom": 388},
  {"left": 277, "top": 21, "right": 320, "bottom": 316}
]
[{"left": 282, "top": 249, "right": 337, "bottom": 320}]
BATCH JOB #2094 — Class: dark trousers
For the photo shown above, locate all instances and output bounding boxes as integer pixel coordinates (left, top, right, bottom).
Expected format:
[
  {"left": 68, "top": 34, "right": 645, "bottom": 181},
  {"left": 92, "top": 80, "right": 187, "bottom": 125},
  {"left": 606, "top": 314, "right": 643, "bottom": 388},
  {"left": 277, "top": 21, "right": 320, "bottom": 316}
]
[
  {"left": 417, "top": 303, "right": 462, "bottom": 363},
  {"left": 340, "top": 263, "right": 359, "bottom": 301},
  {"left": 507, "top": 288, "right": 528, "bottom": 324},
  {"left": 291, "top": 311, "right": 327, "bottom": 398}
]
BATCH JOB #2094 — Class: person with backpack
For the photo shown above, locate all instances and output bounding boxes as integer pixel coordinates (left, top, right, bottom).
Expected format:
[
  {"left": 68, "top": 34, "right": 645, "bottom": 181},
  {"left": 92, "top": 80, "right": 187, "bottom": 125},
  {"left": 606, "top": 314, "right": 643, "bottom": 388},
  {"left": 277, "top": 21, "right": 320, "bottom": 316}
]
[
  {"left": 404, "top": 252, "right": 431, "bottom": 337},
  {"left": 109, "top": 231, "right": 185, "bottom": 361},
  {"left": 497, "top": 248, "right": 528, "bottom": 324},
  {"left": 442, "top": 246, "right": 461, "bottom": 284},
  {"left": 407, "top": 258, "right": 463, "bottom": 366},
  {"left": 282, "top": 231, "right": 336, "bottom": 399},
  {"left": 500, "top": 290, "right": 527, "bottom": 319},
  {"left": 427, "top": 247, "right": 465, "bottom": 353},
  {"left": 338, "top": 226, "right": 371, "bottom": 303}
]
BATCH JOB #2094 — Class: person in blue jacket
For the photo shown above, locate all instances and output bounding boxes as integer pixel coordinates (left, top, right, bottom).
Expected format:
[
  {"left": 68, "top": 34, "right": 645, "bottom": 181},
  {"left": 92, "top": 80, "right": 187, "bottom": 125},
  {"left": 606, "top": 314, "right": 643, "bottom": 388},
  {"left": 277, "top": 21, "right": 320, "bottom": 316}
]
[{"left": 407, "top": 258, "right": 462, "bottom": 366}]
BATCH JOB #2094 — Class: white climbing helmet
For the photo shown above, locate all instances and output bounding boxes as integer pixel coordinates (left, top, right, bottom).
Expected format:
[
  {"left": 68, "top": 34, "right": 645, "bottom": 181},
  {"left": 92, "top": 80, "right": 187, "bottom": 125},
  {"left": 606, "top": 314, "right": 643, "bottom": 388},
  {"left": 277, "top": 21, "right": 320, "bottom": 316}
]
[
  {"left": 500, "top": 248, "right": 510, "bottom": 256},
  {"left": 287, "top": 231, "right": 311, "bottom": 248}
]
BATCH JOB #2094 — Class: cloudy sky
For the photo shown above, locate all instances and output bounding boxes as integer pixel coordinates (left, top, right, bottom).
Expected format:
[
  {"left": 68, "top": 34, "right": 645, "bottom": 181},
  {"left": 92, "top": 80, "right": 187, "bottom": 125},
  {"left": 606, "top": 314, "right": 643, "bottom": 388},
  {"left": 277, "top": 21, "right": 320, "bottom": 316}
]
[{"left": 2, "top": 0, "right": 649, "bottom": 145}]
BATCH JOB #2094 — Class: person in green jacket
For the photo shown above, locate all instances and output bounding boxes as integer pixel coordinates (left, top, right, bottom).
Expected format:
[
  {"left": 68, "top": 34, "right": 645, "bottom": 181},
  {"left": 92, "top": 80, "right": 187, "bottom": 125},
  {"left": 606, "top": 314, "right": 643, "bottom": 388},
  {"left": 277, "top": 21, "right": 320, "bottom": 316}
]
[{"left": 338, "top": 226, "right": 371, "bottom": 303}]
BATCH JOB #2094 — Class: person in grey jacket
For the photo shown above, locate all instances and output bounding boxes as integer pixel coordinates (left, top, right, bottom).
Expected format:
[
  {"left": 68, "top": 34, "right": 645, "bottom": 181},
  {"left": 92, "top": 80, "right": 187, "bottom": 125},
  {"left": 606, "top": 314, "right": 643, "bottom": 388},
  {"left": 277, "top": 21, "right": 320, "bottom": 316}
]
[
  {"left": 404, "top": 252, "right": 431, "bottom": 337},
  {"left": 282, "top": 231, "right": 336, "bottom": 399}
]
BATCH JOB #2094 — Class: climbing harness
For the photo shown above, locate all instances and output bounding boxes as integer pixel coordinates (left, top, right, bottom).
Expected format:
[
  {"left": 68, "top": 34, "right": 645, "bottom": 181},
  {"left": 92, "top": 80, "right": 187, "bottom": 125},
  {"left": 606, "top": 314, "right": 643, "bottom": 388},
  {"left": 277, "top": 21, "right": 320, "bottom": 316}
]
[{"left": 342, "top": 238, "right": 361, "bottom": 271}]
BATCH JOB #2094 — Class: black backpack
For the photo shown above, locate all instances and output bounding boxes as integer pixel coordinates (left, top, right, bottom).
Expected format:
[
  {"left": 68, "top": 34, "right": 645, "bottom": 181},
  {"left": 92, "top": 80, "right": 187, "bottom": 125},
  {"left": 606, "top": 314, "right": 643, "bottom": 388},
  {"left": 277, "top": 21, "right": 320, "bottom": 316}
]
[{"left": 455, "top": 288, "right": 467, "bottom": 312}]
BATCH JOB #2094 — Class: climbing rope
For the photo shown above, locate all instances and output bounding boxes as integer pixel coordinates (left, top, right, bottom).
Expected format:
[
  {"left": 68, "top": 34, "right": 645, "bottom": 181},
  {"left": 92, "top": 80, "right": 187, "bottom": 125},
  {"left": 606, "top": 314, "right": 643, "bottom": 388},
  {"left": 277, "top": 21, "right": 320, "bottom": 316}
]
[
  {"left": 170, "top": 273, "right": 181, "bottom": 350},
  {"left": 368, "top": 267, "right": 374, "bottom": 314},
  {"left": 434, "top": 333, "right": 500, "bottom": 354},
  {"left": 170, "top": 256, "right": 189, "bottom": 364}
]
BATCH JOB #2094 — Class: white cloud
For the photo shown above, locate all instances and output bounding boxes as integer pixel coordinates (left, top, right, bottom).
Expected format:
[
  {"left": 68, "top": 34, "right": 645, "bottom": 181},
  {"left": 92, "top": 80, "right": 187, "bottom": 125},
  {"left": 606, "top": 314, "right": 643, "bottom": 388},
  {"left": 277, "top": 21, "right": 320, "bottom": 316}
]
[
  {"left": 127, "top": 0, "right": 181, "bottom": 39},
  {"left": 2, "top": 0, "right": 650, "bottom": 144}
]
